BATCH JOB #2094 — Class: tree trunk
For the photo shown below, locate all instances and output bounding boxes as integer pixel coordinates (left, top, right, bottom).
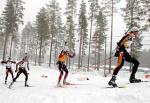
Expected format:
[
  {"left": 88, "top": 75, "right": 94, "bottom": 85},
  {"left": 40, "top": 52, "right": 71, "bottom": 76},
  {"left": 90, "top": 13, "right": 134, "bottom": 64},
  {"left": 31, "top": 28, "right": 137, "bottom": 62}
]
[
  {"left": 9, "top": 35, "right": 13, "bottom": 58},
  {"left": 87, "top": 9, "right": 94, "bottom": 72},
  {"left": 78, "top": 30, "right": 82, "bottom": 69},
  {"left": 109, "top": 0, "right": 114, "bottom": 73},
  {"left": 130, "top": 0, "right": 135, "bottom": 72},
  {"left": 3, "top": 32, "right": 9, "bottom": 61},
  {"left": 54, "top": 40, "right": 57, "bottom": 66},
  {"left": 81, "top": 37, "right": 84, "bottom": 69},
  {"left": 49, "top": 34, "right": 53, "bottom": 67},
  {"left": 38, "top": 37, "right": 42, "bottom": 66},
  {"left": 104, "top": 37, "right": 107, "bottom": 77},
  {"left": 35, "top": 48, "right": 37, "bottom": 66},
  {"left": 94, "top": 43, "right": 97, "bottom": 70}
]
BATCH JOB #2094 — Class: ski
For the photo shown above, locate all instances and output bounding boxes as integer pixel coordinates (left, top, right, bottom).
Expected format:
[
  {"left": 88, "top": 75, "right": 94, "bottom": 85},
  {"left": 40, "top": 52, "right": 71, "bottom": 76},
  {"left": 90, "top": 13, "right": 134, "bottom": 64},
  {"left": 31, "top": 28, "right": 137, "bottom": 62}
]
[
  {"left": 129, "top": 80, "right": 149, "bottom": 84},
  {"left": 55, "top": 83, "right": 82, "bottom": 88},
  {"left": 140, "top": 80, "right": 149, "bottom": 82},
  {"left": 130, "top": 80, "right": 149, "bottom": 84},
  {"left": 106, "top": 86, "right": 126, "bottom": 88},
  {"left": 63, "top": 83, "right": 76, "bottom": 85},
  {"left": 63, "top": 82, "right": 85, "bottom": 85},
  {"left": 25, "top": 85, "right": 33, "bottom": 87}
]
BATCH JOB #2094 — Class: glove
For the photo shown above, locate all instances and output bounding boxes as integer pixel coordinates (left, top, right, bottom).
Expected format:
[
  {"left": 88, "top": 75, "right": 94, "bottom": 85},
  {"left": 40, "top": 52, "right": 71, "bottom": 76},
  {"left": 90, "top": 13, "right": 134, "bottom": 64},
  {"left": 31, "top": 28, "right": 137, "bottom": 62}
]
[{"left": 114, "top": 49, "right": 119, "bottom": 57}]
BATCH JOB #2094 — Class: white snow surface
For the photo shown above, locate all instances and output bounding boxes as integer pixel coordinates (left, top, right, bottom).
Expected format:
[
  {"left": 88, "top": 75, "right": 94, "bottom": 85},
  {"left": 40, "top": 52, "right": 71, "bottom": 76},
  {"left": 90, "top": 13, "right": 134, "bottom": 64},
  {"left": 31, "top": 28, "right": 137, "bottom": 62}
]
[{"left": 0, "top": 65, "right": 150, "bottom": 103}]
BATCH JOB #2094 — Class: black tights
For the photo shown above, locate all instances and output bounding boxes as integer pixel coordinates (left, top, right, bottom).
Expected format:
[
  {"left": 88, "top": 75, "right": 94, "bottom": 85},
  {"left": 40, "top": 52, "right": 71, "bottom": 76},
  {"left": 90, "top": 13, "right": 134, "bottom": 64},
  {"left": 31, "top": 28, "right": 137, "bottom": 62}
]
[
  {"left": 5, "top": 67, "right": 14, "bottom": 81},
  {"left": 113, "top": 52, "right": 139, "bottom": 77},
  {"left": 13, "top": 67, "right": 28, "bottom": 85}
]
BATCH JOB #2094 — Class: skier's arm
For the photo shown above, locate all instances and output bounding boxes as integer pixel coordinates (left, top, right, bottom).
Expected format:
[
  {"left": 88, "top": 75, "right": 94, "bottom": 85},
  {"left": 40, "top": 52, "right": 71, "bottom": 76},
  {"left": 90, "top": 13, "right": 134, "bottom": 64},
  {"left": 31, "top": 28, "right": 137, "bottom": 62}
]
[
  {"left": 27, "top": 60, "right": 29, "bottom": 70},
  {"left": 1, "top": 60, "right": 7, "bottom": 64},
  {"left": 68, "top": 51, "right": 75, "bottom": 58},
  {"left": 15, "top": 61, "right": 22, "bottom": 72},
  {"left": 15, "top": 63, "right": 19, "bottom": 72},
  {"left": 11, "top": 61, "right": 16, "bottom": 64}
]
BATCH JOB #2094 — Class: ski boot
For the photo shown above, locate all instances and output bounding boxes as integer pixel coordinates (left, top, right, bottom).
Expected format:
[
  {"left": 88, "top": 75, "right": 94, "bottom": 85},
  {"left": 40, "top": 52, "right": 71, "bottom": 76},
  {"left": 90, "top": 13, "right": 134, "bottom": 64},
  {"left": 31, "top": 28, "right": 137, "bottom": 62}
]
[
  {"left": 5, "top": 80, "right": 7, "bottom": 84},
  {"left": 63, "top": 80, "right": 70, "bottom": 85},
  {"left": 129, "top": 76, "right": 141, "bottom": 83},
  {"left": 25, "top": 82, "right": 29, "bottom": 87},
  {"left": 57, "top": 81, "right": 62, "bottom": 87},
  {"left": 108, "top": 75, "right": 118, "bottom": 87},
  {"left": 25, "top": 84, "right": 29, "bottom": 87}
]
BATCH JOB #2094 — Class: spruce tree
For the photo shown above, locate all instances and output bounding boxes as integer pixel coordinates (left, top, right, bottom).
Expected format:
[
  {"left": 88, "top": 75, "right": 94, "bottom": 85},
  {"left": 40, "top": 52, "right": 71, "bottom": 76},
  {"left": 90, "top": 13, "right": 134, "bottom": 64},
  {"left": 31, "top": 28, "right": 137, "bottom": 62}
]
[
  {"left": 92, "top": 10, "right": 107, "bottom": 70},
  {"left": 78, "top": 0, "right": 88, "bottom": 69},
  {"left": 65, "top": 0, "right": 77, "bottom": 68},
  {"left": 0, "top": 17, "right": 5, "bottom": 52},
  {"left": 87, "top": 0, "right": 100, "bottom": 71},
  {"left": 46, "top": 0, "right": 63, "bottom": 67},
  {"left": 36, "top": 7, "right": 49, "bottom": 66},
  {"left": 2, "top": 0, "right": 24, "bottom": 60}
]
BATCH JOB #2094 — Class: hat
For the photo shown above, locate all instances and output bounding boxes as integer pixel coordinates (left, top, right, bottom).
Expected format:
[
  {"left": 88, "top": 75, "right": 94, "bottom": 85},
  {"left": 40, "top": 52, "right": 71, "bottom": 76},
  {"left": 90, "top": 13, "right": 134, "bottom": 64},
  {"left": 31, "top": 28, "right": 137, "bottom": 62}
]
[{"left": 129, "top": 27, "right": 139, "bottom": 32}]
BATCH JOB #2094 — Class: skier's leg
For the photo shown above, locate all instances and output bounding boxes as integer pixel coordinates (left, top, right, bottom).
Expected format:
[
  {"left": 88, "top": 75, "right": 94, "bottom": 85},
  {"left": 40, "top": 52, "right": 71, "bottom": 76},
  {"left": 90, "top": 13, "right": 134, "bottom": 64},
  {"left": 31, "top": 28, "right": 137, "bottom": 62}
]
[
  {"left": 10, "top": 68, "right": 14, "bottom": 81},
  {"left": 125, "top": 53, "right": 140, "bottom": 83},
  {"left": 113, "top": 52, "right": 124, "bottom": 75},
  {"left": 5, "top": 69, "right": 9, "bottom": 84},
  {"left": 23, "top": 69, "right": 28, "bottom": 86},
  {"left": 63, "top": 64, "right": 69, "bottom": 84},
  {"left": 9, "top": 69, "right": 22, "bottom": 88},
  {"left": 57, "top": 61, "right": 63, "bottom": 86},
  {"left": 108, "top": 52, "right": 124, "bottom": 87},
  {"left": 13, "top": 68, "right": 22, "bottom": 82}
]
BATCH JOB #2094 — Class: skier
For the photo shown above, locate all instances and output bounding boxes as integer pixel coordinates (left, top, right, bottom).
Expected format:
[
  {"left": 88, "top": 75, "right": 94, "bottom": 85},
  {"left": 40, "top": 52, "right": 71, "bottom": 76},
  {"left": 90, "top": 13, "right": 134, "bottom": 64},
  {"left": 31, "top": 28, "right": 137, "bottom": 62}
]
[
  {"left": 1, "top": 57, "right": 16, "bottom": 84},
  {"left": 56, "top": 44, "right": 75, "bottom": 87},
  {"left": 9, "top": 57, "right": 30, "bottom": 87},
  {"left": 108, "top": 27, "right": 141, "bottom": 87}
]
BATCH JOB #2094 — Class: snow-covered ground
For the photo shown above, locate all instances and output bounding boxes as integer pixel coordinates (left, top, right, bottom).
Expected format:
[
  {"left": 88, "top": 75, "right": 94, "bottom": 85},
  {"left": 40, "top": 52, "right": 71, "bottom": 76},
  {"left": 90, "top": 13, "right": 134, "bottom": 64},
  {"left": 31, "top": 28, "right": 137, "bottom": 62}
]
[{"left": 0, "top": 64, "right": 150, "bottom": 103}]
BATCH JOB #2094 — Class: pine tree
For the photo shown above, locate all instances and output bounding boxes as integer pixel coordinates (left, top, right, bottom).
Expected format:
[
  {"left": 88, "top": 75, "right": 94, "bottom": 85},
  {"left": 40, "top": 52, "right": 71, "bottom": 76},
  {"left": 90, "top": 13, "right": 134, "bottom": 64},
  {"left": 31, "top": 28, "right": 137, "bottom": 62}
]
[
  {"left": 2, "top": 0, "right": 24, "bottom": 60},
  {"left": 140, "top": 0, "right": 150, "bottom": 29},
  {"left": 54, "top": 14, "right": 65, "bottom": 65},
  {"left": 46, "top": 0, "right": 63, "bottom": 67},
  {"left": 20, "top": 22, "right": 38, "bottom": 62},
  {"left": 87, "top": 0, "right": 100, "bottom": 71},
  {"left": 78, "top": 0, "right": 88, "bottom": 69},
  {"left": 36, "top": 7, "right": 49, "bottom": 66},
  {"left": 92, "top": 10, "right": 107, "bottom": 70},
  {"left": 100, "top": 0, "right": 121, "bottom": 73},
  {"left": 65, "top": 0, "right": 77, "bottom": 68},
  {"left": 0, "top": 17, "right": 5, "bottom": 52},
  {"left": 65, "top": 0, "right": 77, "bottom": 49}
]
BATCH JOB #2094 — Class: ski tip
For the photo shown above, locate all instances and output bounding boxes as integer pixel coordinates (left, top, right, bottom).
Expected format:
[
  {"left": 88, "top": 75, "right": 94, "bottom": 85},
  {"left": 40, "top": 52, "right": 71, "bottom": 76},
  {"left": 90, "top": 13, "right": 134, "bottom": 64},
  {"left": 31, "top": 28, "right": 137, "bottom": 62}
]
[
  {"left": 141, "top": 80, "right": 149, "bottom": 82},
  {"left": 25, "top": 85, "right": 33, "bottom": 87},
  {"left": 106, "top": 86, "right": 125, "bottom": 88}
]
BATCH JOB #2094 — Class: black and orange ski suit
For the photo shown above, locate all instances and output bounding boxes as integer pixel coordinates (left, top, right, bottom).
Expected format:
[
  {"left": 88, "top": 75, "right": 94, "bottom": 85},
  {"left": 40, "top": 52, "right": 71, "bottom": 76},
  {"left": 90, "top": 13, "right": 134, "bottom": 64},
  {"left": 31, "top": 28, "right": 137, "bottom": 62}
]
[
  {"left": 113, "top": 34, "right": 139, "bottom": 77},
  {"left": 56, "top": 51, "right": 69, "bottom": 81}
]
